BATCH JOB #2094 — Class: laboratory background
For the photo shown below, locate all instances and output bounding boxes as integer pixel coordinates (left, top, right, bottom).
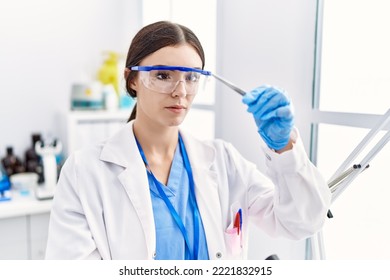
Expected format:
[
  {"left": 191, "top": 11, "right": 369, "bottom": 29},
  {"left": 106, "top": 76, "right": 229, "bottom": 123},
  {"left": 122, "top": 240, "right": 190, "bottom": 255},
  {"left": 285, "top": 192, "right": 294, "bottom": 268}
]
[{"left": 0, "top": 0, "right": 389, "bottom": 260}]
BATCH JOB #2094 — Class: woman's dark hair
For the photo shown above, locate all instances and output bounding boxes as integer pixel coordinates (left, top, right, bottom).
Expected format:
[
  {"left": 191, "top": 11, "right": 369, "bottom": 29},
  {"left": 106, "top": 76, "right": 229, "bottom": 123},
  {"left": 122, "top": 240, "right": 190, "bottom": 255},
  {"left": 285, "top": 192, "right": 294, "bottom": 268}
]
[{"left": 125, "top": 21, "right": 206, "bottom": 122}]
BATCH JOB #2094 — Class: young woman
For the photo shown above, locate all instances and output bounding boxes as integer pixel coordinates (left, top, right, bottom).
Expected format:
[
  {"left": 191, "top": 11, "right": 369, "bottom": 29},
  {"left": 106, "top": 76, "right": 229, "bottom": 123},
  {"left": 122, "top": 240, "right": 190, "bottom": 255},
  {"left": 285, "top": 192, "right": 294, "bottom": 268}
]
[{"left": 45, "top": 21, "right": 331, "bottom": 260}]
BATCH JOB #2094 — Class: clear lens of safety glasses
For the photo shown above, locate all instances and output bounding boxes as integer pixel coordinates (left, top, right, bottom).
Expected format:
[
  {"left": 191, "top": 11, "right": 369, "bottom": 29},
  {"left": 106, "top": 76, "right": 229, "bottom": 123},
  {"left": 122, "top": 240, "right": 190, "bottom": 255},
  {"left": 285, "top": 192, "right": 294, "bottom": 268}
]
[{"left": 130, "top": 66, "right": 211, "bottom": 95}]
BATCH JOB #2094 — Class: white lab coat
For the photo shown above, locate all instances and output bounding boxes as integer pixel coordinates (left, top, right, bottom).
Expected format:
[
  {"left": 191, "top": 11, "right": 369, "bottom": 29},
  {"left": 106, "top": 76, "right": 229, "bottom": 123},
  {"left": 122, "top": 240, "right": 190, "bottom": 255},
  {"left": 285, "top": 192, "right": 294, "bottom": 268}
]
[{"left": 45, "top": 121, "right": 331, "bottom": 260}]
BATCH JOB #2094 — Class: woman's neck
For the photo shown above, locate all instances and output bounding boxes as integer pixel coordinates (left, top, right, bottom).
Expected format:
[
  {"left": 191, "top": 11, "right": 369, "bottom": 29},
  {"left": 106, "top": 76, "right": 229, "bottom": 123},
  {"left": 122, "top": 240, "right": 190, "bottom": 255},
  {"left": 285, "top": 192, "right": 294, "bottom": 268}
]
[
  {"left": 132, "top": 119, "right": 179, "bottom": 185},
  {"left": 133, "top": 119, "right": 179, "bottom": 158}
]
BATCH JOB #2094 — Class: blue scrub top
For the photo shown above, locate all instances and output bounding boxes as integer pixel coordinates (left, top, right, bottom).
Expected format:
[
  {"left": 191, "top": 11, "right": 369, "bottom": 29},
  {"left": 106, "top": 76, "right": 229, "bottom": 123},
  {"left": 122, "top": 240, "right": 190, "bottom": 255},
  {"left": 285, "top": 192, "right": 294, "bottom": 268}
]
[{"left": 148, "top": 146, "right": 209, "bottom": 260}]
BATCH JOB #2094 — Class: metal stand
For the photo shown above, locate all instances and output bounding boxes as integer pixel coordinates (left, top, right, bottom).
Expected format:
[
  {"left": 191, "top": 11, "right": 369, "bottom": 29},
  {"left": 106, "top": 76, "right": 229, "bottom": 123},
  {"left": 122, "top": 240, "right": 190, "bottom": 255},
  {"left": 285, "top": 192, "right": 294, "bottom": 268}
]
[{"left": 309, "top": 108, "right": 390, "bottom": 259}]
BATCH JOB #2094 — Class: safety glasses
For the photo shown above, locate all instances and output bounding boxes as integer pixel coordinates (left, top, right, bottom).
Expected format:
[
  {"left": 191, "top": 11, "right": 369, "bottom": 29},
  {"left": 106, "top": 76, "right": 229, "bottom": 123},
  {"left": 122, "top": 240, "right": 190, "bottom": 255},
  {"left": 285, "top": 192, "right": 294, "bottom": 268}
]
[{"left": 129, "top": 65, "right": 211, "bottom": 95}]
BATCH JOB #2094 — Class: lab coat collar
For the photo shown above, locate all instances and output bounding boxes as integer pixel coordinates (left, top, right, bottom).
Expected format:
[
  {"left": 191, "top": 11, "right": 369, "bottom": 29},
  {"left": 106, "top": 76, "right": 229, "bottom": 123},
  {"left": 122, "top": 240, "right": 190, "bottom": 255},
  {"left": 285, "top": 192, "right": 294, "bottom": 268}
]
[
  {"left": 99, "top": 121, "right": 139, "bottom": 168},
  {"left": 98, "top": 121, "right": 216, "bottom": 169}
]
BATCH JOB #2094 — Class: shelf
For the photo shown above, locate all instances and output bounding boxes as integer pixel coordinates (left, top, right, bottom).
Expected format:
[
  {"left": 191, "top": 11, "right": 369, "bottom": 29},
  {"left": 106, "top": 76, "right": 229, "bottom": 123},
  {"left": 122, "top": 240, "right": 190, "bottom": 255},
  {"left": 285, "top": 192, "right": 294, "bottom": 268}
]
[
  {"left": 64, "top": 109, "right": 132, "bottom": 157},
  {"left": 67, "top": 109, "right": 132, "bottom": 121}
]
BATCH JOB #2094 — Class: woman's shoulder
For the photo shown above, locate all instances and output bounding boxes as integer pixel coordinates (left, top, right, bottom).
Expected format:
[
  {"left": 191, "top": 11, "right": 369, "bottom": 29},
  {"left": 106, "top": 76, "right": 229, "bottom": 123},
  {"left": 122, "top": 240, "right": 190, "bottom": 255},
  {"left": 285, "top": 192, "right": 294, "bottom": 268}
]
[{"left": 63, "top": 141, "right": 106, "bottom": 168}]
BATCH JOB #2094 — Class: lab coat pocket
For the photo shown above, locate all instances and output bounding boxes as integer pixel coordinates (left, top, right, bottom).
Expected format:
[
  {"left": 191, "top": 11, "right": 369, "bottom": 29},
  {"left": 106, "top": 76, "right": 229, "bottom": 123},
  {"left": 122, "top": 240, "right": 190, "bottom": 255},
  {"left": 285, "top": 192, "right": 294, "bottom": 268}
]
[
  {"left": 224, "top": 202, "right": 243, "bottom": 259},
  {"left": 224, "top": 227, "right": 242, "bottom": 258}
]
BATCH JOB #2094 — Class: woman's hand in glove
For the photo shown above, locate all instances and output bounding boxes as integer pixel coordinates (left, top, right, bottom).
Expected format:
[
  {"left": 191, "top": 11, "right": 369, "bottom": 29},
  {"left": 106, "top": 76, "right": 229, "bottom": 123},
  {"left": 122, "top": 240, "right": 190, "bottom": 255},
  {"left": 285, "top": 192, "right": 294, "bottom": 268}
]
[{"left": 242, "top": 85, "right": 294, "bottom": 151}]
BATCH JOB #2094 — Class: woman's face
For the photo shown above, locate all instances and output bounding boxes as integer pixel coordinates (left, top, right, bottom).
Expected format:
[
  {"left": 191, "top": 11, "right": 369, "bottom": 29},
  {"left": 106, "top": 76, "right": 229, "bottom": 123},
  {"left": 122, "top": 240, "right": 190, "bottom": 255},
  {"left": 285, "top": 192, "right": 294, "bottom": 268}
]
[{"left": 130, "top": 44, "right": 203, "bottom": 128}]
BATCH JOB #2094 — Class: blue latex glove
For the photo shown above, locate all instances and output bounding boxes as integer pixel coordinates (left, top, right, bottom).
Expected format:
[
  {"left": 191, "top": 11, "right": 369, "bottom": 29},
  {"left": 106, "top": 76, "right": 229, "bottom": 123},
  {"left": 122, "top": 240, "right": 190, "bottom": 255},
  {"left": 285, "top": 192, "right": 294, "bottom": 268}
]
[{"left": 242, "top": 85, "right": 294, "bottom": 150}]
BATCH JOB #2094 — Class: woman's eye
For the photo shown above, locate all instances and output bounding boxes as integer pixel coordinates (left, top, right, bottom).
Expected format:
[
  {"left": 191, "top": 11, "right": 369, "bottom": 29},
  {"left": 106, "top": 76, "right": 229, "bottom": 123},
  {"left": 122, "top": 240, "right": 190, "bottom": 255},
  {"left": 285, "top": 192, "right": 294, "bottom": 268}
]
[
  {"left": 156, "top": 72, "right": 171, "bottom": 80},
  {"left": 186, "top": 73, "right": 200, "bottom": 82}
]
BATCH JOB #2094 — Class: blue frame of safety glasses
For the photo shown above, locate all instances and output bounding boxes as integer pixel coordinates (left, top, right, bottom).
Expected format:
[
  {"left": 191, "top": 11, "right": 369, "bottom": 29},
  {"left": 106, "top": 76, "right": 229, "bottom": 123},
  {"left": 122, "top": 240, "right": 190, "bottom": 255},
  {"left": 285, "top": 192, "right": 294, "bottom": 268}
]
[{"left": 128, "top": 65, "right": 212, "bottom": 76}]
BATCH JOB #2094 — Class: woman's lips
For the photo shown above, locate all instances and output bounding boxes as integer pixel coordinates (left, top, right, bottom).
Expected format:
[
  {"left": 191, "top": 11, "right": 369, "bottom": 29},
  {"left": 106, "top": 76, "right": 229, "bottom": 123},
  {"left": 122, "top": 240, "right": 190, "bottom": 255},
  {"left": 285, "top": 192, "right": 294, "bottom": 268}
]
[{"left": 166, "top": 105, "right": 186, "bottom": 113}]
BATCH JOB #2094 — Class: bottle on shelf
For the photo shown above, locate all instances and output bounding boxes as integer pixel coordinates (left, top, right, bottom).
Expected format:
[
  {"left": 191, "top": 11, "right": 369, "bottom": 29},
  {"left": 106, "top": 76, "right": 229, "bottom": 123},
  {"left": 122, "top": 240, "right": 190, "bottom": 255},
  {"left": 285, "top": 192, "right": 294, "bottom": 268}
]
[
  {"left": 103, "top": 84, "right": 119, "bottom": 111},
  {"left": 25, "top": 133, "right": 45, "bottom": 184},
  {"left": 1, "top": 146, "right": 25, "bottom": 176}
]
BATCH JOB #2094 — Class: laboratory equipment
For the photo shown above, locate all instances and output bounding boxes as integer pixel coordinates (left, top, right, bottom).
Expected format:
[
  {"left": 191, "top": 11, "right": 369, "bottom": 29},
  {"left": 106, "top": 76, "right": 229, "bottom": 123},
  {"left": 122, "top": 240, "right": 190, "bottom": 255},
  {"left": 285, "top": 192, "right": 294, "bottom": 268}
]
[
  {"left": 309, "top": 108, "right": 390, "bottom": 259},
  {"left": 211, "top": 73, "right": 246, "bottom": 96},
  {"left": 10, "top": 172, "right": 39, "bottom": 196},
  {"left": 0, "top": 162, "right": 11, "bottom": 201},
  {"left": 71, "top": 82, "right": 104, "bottom": 110},
  {"left": 34, "top": 139, "right": 63, "bottom": 200},
  {"left": 119, "top": 92, "right": 135, "bottom": 109},
  {"left": 1, "top": 146, "right": 25, "bottom": 176},
  {"left": 328, "top": 108, "right": 390, "bottom": 202},
  {"left": 98, "top": 51, "right": 120, "bottom": 95},
  {"left": 24, "top": 133, "right": 44, "bottom": 183},
  {"left": 103, "top": 84, "right": 119, "bottom": 111}
]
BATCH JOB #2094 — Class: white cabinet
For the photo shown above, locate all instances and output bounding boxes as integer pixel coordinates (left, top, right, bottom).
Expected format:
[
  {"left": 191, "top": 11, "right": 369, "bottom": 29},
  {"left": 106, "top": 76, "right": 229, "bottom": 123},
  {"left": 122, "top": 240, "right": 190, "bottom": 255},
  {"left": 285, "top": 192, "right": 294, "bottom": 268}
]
[
  {"left": 0, "top": 194, "right": 52, "bottom": 260},
  {"left": 0, "top": 216, "right": 29, "bottom": 259},
  {"left": 0, "top": 213, "right": 50, "bottom": 260},
  {"left": 29, "top": 213, "right": 50, "bottom": 259},
  {"left": 64, "top": 110, "right": 132, "bottom": 156}
]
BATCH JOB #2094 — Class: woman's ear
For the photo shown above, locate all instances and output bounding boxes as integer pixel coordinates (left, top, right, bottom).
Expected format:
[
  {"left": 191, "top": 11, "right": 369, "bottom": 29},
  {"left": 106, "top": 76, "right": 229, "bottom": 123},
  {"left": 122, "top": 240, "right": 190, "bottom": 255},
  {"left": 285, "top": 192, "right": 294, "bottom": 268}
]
[
  {"left": 124, "top": 68, "right": 130, "bottom": 79},
  {"left": 124, "top": 68, "right": 138, "bottom": 91}
]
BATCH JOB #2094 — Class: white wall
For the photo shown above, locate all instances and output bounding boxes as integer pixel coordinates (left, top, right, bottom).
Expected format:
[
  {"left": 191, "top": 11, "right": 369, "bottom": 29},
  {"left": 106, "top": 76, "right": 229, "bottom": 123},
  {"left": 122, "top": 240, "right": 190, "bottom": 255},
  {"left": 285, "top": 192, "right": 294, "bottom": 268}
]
[
  {"left": 0, "top": 0, "right": 142, "bottom": 158},
  {"left": 215, "top": 0, "right": 318, "bottom": 259}
]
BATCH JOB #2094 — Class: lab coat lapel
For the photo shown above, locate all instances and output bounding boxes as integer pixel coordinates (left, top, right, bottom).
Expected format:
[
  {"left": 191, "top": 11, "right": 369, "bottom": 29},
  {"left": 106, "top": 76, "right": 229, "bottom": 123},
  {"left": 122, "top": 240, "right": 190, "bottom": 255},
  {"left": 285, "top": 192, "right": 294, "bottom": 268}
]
[
  {"left": 100, "top": 122, "right": 156, "bottom": 257},
  {"left": 117, "top": 166, "right": 156, "bottom": 257},
  {"left": 180, "top": 131, "right": 226, "bottom": 259}
]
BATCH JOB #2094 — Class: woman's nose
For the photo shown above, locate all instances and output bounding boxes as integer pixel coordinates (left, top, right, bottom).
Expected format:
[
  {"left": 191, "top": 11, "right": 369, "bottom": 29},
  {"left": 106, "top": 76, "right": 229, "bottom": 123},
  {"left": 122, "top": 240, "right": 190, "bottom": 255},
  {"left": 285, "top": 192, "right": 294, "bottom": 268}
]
[{"left": 171, "top": 80, "right": 187, "bottom": 97}]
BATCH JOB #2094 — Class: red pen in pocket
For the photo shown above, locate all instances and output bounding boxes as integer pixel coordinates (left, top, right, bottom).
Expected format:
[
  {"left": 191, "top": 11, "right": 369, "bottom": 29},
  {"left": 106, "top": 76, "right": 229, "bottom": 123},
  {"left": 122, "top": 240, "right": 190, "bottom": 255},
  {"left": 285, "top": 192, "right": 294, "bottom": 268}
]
[{"left": 233, "top": 209, "right": 242, "bottom": 235}]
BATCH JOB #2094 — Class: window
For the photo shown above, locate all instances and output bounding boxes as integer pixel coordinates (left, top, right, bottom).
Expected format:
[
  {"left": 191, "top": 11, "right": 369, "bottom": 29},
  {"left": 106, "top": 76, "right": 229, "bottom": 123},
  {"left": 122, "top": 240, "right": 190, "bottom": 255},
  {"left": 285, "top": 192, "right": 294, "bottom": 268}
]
[
  {"left": 317, "top": 0, "right": 390, "bottom": 114},
  {"left": 312, "top": 0, "right": 390, "bottom": 259}
]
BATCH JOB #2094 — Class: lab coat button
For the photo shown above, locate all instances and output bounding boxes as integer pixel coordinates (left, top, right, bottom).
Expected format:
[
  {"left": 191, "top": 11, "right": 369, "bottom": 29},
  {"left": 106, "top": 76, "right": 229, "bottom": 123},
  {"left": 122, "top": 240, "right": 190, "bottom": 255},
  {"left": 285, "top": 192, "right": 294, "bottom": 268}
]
[
  {"left": 152, "top": 252, "right": 156, "bottom": 259},
  {"left": 266, "top": 154, "right": 271, "bottom": 161},
  {"left": 216, "top": 252, "right": 222, "bottom": 258}
]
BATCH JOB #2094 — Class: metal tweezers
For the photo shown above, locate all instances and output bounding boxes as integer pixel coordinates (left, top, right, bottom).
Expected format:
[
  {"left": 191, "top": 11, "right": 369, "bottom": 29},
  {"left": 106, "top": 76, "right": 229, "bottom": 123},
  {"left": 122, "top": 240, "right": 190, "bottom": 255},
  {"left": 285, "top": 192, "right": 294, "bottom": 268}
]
[{"left": 211, "top": 73, "right": 246, "bottom": 96}]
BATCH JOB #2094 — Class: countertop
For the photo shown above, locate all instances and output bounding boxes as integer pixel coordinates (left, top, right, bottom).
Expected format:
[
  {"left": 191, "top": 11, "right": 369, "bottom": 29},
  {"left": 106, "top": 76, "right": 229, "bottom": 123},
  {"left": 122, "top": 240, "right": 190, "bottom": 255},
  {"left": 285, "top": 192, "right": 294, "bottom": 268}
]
[{"left": 0, "top": 190, "right": 52, "bottom": 219}]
